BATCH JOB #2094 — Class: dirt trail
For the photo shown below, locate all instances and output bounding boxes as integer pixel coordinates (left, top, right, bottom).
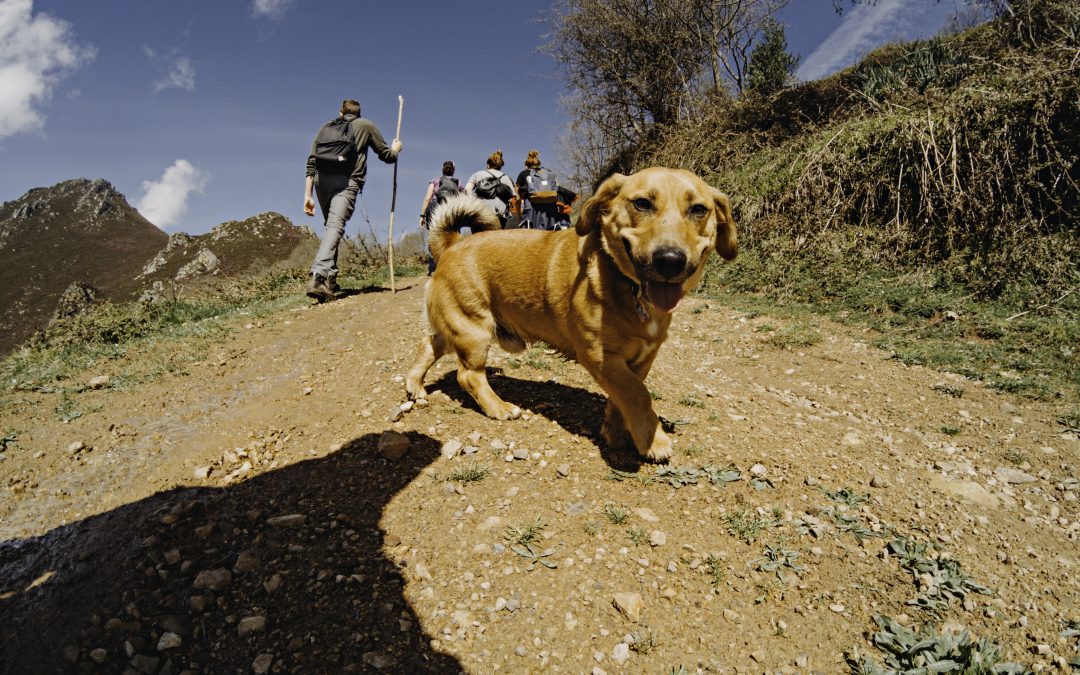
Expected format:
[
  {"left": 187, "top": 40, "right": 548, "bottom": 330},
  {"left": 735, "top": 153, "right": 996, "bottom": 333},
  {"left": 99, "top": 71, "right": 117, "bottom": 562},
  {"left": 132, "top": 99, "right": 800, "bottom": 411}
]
[{"left": 1, "top": 279, "right": 1077, "bottom": 673}]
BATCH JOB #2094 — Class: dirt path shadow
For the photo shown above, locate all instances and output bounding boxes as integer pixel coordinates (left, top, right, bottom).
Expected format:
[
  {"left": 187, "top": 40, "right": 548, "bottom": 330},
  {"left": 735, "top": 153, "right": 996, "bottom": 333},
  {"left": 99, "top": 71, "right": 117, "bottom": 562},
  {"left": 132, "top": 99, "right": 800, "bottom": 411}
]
[
  {"left": 427, "top": 369, "right": 645, "bottom": 471},
  {"left": 0, "top": 432, "right": 461, "bottom": 674}
]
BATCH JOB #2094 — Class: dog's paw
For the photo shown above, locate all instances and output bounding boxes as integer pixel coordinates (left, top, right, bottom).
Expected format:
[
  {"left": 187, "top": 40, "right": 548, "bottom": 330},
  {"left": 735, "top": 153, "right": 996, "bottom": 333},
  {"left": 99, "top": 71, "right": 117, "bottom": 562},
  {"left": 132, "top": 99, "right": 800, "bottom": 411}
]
[
  {"left": 404, "top": 378, "right": 427, "bottom": 400},
  {"left": 485, "top": 402, "right": 522, "bottom": 421},
  {"left": 638, "top": 427, "right": 673, "bottom": 463}
]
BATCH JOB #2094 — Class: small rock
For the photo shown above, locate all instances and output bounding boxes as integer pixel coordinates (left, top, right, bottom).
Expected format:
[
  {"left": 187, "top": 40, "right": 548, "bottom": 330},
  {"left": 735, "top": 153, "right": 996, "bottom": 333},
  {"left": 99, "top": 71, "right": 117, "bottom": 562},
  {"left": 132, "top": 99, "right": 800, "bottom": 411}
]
[
  {"left": 414, "top": 563, "right": 433, "bottom": 581},
  {"left": 89, "top": 648, "right": 107, "bottom": 663},
  {"left": 88, "top": 375, "right": 110, "bottom": 389},
  {"left": 613, "top": 592, "right": 643, "bottom": 623},
  {"left": 795, "top": 653, "right": 809, "bottom": 668},
  {"left": 995, "top": 466, "right": 1037, "bottom": 485},
  {"left": 805, "top": 476, "right": 820, "bottom": 486},
  {"left": 378, "top": 431, "right": 410, "bottom": 461},
  {"left": 237, "top": 616, "right": 267, "bottom": 638},
  {"left": 505, "top": 598, "right": 521, "bottom": 612},
  {"left": 610, "top": 643, "right": 630, "bottom": 665},
  {"left": 723, "top": 609, "right": 739, "bottom": 622},
  {"left": 130, "top": 655, "right": 160, "bottom": 675},
  {"left": 66, "top": 441, "right": 85, "bottom": 455},
  {"left": 870, "top": 475, "right": 890, "bottom": 488},
  {"left": 648, "top": 530, "right": 667, "bottom": 547},
  {"left": 387, "top": 405, "right": 403, "bottom": 422},
  {"left": 633, "top": 508, "right": 659, "bottom": 523},
  {"left": 515, "top": 646, "right": 527, "bottom": 657},
  {"left": 477, "top": 516, "right": 504, "bottom": 531},
  {"left": 252, "top": 653, "right": 273, "bottom": 674},
  {"left": 829, "top": 603, "right": 846, "bottom": 613},
  {"left": 512, "top": 447, "right": 529, "bottom": 460},
  {"left": 263, "top": 574, "right": 283, "bottom": 593},
  {"left": 399, "top": 400, "right": 414, "bottom": 413},
  {"left": 495, "top": 597, "right": 507, "bottom": 612},
  {"left": 441, "top": 439, "right": 463, "bottom": 460},
  {"left": 557, "top": 463, "right": 571, "bottom": 477},
  {"left": 266, "top": 514, "right": 306, "bottom": 528},
  {"left": 157, "top": 632, "right": 182, "bottom": 651},
  {"left": 750, "top": 649, "right": 766, "bottom": 663},
  {"left": 566, "top": 502, "right": 588, "bottom": 516},
  {"left": 750, "top": 463, "right": 767, "bottom": 476},
  {"left": 362, "top": 651, "right": 399, "bottom": 670},
  {"left": 233, "top": 550, "right": 260, "bottom": 574},
  {"left": 192, "top": 568, "right": 232, "bottom": 591},
  {"left": 193, "top": 466, "right": 212, "bottom": 479}
]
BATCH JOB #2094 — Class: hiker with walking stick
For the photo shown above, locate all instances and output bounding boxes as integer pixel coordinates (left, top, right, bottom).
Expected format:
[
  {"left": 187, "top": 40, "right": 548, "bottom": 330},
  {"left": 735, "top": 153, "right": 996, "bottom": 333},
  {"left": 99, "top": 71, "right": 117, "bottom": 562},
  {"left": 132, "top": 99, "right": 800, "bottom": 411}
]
[{"left": 303, "top": 98, "right": 402, "bottom": 303}]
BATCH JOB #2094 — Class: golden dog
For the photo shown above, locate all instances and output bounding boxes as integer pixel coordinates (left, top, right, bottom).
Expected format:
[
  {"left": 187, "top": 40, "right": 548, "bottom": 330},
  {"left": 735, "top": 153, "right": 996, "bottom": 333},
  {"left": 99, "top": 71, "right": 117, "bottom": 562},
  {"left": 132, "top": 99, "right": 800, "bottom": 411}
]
[{"left": 405, "top": 167, "right": 737, "bottom": 461}]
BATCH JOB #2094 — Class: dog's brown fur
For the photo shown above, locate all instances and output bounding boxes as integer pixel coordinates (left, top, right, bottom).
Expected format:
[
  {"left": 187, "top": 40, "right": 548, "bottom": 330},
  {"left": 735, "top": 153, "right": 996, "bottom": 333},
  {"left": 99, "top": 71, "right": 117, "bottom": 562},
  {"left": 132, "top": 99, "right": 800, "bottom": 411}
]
[{"left": 405, "top": 167, "right": 737, "bottom": 461}]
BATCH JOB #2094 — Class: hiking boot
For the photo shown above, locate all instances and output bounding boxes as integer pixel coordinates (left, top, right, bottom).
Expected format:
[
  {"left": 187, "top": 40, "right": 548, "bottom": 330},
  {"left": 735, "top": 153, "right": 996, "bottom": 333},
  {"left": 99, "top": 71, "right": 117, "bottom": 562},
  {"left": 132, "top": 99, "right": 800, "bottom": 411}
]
[
  {"left": 306, "top": 275, "right": 335, "bottom": 303},
  {"left": 327, "top": 275, "right": 341, "bottom": 293}
]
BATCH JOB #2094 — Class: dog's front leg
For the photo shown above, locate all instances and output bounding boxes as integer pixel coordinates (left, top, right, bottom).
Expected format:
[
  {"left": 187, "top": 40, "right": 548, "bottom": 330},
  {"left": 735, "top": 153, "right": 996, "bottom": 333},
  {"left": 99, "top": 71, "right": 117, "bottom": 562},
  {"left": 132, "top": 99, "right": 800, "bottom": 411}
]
[{"left": 590, "top": 357, "right": 672, "bottom": 463}]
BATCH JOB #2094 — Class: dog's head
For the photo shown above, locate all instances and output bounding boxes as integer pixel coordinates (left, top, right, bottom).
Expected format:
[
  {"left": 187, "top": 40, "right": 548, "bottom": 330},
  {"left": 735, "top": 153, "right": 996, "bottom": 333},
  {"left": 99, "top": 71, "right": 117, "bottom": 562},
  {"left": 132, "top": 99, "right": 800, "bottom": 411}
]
[{"left": 576, "top": 167, "right": 737, "bottom": 313}]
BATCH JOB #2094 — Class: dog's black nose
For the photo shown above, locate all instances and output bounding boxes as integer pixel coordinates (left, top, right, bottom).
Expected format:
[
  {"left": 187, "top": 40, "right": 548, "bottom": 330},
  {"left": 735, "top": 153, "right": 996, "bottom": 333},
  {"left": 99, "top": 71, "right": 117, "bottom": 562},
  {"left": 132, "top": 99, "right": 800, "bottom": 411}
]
[{"left": 652, "top": 247, "right": 687, "bottom": 278}]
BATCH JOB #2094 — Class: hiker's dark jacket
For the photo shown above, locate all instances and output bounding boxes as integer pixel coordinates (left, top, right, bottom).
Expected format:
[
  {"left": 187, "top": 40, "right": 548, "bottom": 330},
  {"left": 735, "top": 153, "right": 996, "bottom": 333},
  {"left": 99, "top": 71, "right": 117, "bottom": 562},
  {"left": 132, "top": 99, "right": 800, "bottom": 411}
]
[{"left": 305, "top": 114, "right": 397, "bottom": 188}]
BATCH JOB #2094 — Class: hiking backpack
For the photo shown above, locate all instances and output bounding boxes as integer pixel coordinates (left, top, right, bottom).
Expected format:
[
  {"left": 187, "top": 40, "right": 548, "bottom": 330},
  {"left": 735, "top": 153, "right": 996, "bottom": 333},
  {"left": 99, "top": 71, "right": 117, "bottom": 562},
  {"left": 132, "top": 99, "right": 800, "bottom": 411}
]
[
  {"left": 474, "top": 170, "right": 514, "bottom": 202},
  {"left": 313, "top": 117, "right": 357, "bottom": 168},
  {"left": 433, "top": 176, "right": 461, "bottom": 204},
  {"left": 525, "top": 168, "right": 558, "bottom": 204}
]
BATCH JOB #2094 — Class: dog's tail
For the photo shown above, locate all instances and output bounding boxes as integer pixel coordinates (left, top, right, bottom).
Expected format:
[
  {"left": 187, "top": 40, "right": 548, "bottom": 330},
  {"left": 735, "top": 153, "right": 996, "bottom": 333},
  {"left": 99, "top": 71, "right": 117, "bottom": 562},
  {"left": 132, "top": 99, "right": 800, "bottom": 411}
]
[{"left": 428, "top": 194, "right": 501, "bottom": 263}]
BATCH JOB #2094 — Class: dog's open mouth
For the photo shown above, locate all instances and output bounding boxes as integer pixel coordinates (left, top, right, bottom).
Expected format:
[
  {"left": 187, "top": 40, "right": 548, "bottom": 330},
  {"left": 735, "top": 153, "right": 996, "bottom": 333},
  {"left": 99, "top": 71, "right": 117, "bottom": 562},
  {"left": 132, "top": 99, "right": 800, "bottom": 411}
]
[{"left": 643, "top": 280, "right": 684, "bottom": 313}]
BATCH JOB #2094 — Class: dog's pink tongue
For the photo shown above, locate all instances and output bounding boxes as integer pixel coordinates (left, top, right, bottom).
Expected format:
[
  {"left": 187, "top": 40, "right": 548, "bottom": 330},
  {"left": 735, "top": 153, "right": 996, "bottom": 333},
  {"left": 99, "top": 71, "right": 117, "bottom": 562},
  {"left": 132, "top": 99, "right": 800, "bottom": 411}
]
[{"left": 644, "top": 281, "right": 684, "bottom": 313}]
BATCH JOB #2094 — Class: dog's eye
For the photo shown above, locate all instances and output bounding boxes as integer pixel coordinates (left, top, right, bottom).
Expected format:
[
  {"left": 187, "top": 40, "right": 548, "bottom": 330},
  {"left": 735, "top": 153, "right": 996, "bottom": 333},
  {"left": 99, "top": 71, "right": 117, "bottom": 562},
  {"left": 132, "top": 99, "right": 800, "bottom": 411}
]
[
  {"left": 689, "top": 204, "right": 708, "bottom": 217},
  {"left": 632, "top": 198, "right": 653, "bottom": 212}
]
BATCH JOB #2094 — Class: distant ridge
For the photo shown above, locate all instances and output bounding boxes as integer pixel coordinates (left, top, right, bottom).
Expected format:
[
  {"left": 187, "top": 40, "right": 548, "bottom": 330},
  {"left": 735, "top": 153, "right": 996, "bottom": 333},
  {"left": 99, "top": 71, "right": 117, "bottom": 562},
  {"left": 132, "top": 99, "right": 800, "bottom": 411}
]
[
  {"left": 0, "top": 179, "right": 167, "bottom": 355},
  {"left": 0, "top": 179, "right": 319, "bottom": 356}
]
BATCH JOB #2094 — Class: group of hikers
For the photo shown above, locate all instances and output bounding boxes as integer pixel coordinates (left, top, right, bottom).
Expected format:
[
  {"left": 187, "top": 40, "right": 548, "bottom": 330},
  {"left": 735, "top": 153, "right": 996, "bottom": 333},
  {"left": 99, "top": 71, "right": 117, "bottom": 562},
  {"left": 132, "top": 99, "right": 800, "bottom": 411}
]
[
  {"left": 302, "top": 98, "right": 577, "bottom": 302},
  {"left": 416, "top": 150, "right": 578, "bottom": 273}
]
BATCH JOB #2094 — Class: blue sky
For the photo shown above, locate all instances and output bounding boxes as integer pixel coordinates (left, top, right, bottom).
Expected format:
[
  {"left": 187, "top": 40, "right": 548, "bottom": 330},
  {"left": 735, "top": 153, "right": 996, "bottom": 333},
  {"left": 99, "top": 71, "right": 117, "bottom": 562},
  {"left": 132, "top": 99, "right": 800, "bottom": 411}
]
[{"left": 0, "top": 0, "right": 980, "bottom": 240}]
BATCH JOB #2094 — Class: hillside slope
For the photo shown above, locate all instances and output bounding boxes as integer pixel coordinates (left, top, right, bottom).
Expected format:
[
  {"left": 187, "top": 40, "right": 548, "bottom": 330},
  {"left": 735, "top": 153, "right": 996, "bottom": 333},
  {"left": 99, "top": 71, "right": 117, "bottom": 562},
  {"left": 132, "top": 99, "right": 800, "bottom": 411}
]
[
  {"left": 0, "top": 179, "right": 167, "bottom": 354},
  {"left": 0, "top": 281, "right": 1076, "bottom": 673}
]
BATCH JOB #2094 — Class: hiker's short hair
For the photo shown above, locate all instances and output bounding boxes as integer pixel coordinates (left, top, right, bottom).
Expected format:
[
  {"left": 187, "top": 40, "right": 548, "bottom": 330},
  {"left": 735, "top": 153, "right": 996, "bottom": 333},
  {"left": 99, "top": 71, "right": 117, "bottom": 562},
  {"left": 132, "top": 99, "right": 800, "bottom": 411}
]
[
  {"left": 442, "top": 161, "right": 455, "bottom": 176},
  {"left": 524, "top": 149, "right": 541, "bottom": 169},
  {"left": 486, "top": 150, "right": 505, "bottom": 170},
  {"left": 340, "top": 99, "right": 361, "bottom": 116}
]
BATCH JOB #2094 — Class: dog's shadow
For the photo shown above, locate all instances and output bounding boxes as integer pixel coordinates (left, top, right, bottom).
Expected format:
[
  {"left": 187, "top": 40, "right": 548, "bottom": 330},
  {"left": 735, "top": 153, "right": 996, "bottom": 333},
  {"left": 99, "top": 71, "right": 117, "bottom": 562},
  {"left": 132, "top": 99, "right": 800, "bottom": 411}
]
[{"left": 427, "top": 369, "right": 645, "bottom": 472}]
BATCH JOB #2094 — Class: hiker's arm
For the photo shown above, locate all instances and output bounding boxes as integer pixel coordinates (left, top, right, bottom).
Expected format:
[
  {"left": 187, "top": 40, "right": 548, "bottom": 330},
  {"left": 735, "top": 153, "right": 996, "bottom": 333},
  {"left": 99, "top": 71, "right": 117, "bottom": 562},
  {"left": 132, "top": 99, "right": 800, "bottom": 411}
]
[
  {"left": 464, "top": 179, "right": 476, "bottom": 195},
  {"left": 303, "top": 175, "right": 315, "bottom": 216},
  {"left": 304, "top": 145, "right": 317, "bottom": 216},
  {"left": 420, "top": 184, "right": 434, "bottom": 226},
  {"left": 367, "top": 123, "right": 400, "bottom": 163}
]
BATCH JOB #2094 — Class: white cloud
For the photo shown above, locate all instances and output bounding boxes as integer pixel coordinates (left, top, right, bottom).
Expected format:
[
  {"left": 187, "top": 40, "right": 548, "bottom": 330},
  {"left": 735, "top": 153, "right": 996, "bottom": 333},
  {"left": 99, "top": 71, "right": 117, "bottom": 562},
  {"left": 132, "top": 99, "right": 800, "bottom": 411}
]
[
  {"left": 136, "top": 160, "right": 208, "bottom": 230},
  {"left": 0, "top": 0, "right": 95, "bottom": 140},
  {"left": 252, "top": 0, "right": 295, "bottom": 19},
  {"left": 797, "top": 0, "right": 963, "bottom": 82},
  {"left": 151, "top": 54, "right": 195, "bottom": 92}
]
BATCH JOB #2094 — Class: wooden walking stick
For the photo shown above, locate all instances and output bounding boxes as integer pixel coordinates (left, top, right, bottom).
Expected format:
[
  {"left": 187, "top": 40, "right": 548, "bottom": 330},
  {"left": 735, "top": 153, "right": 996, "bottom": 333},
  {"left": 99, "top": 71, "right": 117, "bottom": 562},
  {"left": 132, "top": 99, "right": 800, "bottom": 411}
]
[{"left": 387, "top": 95, "right": 404, "bottom": 293}]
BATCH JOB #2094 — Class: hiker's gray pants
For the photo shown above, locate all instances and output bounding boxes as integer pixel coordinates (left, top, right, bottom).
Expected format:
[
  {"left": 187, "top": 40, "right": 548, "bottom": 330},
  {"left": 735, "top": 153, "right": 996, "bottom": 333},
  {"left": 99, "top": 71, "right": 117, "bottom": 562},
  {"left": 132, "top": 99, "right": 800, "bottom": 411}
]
[{"left": 311, "top": 177, "right": 360, "bottom": 279}]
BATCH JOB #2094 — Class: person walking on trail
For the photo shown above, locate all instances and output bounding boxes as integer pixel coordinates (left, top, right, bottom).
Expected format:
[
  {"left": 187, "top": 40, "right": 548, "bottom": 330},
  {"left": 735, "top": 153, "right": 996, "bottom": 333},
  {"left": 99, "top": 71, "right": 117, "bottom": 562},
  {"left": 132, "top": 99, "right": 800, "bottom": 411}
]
[
  {"left": 303, "top": 98, "right": 401, "bottom": 303},
  {"left": 419, "top": 161, "right": 463, "bottom": 274},
  {"left": 515, "top": 149, "right": 560, "bottom": 231},
  {"left": 464, "top": 150, "right": 516, "bottom": 228}
]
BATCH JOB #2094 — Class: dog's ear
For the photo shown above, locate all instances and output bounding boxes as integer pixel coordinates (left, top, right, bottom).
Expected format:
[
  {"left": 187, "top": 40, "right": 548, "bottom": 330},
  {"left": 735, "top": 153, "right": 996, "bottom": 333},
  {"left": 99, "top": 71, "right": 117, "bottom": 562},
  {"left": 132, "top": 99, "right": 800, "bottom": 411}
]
[
  {"left": 712, "top": 189, "right": 738, "bottom": 260},
  {"left": 576, "top": 173, "right": 627, "bottom": 235}
]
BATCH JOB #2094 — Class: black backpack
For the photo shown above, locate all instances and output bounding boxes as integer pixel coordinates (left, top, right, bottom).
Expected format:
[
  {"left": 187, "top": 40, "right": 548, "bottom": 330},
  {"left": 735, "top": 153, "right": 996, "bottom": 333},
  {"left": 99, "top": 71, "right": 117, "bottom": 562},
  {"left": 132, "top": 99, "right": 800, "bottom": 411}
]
[
  {"left": 313, "top": 117, "right": 357, "bottom": 169},
  {"left": 474, "top": 170, "right": 514, "bottom": 202},
  {"left": 433, "top": 176, "right": 461, "bottom": 204}
]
